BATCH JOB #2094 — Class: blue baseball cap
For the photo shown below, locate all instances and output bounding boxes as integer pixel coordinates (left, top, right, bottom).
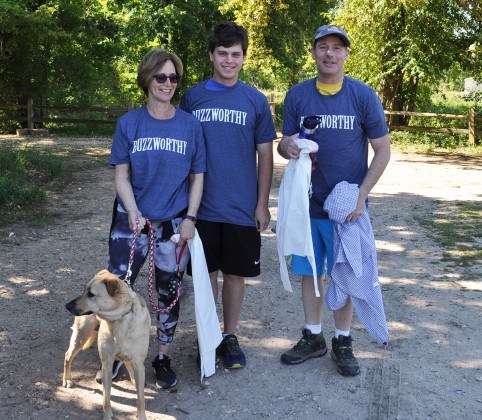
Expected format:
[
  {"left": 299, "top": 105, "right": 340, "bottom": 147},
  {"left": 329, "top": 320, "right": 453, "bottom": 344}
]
[{"left": 313, "top": 25, "right": 350, "bottom": 47}]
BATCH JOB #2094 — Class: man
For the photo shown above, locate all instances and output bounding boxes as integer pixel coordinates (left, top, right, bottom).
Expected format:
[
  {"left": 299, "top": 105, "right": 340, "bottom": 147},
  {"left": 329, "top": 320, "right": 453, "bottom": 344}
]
[
  {"left": 277, "top": 24, "right": 390, "bottom": 376},
  {"left": 180, "top": 21, "right": 276, "bottom": 369}
]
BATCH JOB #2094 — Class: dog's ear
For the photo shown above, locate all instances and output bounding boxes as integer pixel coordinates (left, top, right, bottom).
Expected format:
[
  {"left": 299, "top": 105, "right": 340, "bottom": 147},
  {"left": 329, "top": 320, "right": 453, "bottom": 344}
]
[{"left": 103, "top": 278, "right": 120, "bottom": 297}]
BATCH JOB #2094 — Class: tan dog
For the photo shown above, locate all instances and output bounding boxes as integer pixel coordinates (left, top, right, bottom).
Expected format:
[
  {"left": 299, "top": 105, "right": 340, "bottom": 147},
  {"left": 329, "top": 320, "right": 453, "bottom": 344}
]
[{"left": 63, "top": 269, "right": 150, "bottom": 420}]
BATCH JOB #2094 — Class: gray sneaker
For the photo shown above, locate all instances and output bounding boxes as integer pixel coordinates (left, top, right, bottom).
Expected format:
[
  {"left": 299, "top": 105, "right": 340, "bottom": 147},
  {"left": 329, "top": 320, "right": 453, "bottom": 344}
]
[{"left": 281, "top": 329, "right": 327, "bottom": 365}]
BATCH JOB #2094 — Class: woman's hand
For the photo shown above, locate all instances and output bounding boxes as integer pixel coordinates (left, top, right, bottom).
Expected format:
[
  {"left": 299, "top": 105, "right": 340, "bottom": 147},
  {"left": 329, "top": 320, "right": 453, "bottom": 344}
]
[
  {"left": 177, "top": 218, "right": 195, "bottom": 245},
  {"left": 127, "top": 209, "right": 146, "bottom": 232}
]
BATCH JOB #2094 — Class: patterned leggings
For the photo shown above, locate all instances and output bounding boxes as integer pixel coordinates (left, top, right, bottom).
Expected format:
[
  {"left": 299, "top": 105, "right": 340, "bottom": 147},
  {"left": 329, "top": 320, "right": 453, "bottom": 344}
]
[{"left": 107, "top": 209, "right": 190, "bottom": 346}]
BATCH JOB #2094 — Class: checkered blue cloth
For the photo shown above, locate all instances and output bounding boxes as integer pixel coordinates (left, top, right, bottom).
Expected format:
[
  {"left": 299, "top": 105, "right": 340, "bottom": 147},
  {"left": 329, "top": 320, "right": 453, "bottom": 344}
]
[{"left": 323, "top": 181, "right": 389, "bottom": 345}]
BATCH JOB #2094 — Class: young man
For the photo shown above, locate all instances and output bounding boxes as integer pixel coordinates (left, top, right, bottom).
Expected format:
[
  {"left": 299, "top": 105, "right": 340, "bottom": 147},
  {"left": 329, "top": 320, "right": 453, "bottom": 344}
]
[
  {"left": 180, "top": 21, "right": 276, "bottom": 369},
  {"left": 277, "top": 24, "right": 391, "bottom": 376}
]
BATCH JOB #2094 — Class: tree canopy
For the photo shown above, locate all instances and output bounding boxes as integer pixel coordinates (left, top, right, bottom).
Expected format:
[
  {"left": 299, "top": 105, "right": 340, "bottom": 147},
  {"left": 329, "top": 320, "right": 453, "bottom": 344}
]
[
  {"left": 0, "top": 0, "right": 480, "bottom": 130},
  {"left": 332, "top": 0, "right": 481, "bottom": 118}
]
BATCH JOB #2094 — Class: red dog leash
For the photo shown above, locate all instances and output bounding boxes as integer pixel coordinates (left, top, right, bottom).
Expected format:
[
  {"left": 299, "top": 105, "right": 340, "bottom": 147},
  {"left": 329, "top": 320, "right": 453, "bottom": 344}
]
[{"left": 125, "top": 218, "right": 186, "bottom": 313}]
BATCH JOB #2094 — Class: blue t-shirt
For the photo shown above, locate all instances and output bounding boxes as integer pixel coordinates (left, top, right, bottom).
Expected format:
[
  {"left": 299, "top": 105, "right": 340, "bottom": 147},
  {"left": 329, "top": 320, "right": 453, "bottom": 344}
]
[
  {"left": 282, "top": 76, "right": 388, "bottom": 219},
  {"left": 109, "top": 105, "right": 206, "bottom": 221},
  {"left": 180, "top": 80, "right": 277, "bottom": 227}
]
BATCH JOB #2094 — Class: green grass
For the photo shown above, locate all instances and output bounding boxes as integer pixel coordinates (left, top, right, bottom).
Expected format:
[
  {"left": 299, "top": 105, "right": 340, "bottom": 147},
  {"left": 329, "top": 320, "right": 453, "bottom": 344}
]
[
  {"left": 416, "top": 201, "right": 482, "bottom": 278},
  {"left": 0, "top": 145, "right": 64, "bottom": 226}
]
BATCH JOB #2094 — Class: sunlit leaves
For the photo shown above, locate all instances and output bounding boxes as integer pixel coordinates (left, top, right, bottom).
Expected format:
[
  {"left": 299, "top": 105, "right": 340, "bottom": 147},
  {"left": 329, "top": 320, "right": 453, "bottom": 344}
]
[{"left": 332, "top": 0, "right": 481, "bottom": 112}]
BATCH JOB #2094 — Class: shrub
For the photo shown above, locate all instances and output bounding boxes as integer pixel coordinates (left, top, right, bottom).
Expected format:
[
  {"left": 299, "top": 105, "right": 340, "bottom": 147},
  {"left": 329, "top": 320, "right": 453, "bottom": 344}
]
[{"left": 0, "top": 146, "right": 56, "bottom": 225}]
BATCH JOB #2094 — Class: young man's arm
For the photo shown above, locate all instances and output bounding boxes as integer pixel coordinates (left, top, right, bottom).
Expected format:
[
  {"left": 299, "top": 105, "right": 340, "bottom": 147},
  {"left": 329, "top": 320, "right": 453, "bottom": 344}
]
[
  {"left": 255, "top": 142, "right": 274, "bottom": 231},
  {"left": 177, "top": 172, "right": 204, "bottom": 244}
]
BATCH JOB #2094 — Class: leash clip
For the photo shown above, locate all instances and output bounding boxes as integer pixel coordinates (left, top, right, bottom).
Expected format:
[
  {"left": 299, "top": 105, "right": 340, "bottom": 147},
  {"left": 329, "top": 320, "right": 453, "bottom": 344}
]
[
  {"left": 123, "top": 218, "right": 142, "bottom": 289},
  {"left": 124, "top": 268, "right": 132, "bottom": 287}
]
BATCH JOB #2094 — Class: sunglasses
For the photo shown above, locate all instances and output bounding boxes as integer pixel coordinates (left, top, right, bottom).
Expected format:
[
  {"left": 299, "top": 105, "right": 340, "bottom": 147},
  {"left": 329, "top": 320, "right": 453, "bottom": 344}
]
[{"left": 152, "top": 73, "right": 182, "bottom": 84}]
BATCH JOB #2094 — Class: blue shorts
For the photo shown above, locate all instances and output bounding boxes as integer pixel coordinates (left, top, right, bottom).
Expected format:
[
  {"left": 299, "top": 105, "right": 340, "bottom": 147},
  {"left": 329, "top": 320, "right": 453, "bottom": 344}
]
[{"left": 292, "top": 218, "right": 334, "bottom": 277}]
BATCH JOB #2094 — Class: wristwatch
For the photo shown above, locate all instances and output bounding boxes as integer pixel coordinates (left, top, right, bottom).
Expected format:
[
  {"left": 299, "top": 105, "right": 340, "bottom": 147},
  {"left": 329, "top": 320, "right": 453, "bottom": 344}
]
[{"left": 182, "top": 214, "right": 197, "bottom": 223}]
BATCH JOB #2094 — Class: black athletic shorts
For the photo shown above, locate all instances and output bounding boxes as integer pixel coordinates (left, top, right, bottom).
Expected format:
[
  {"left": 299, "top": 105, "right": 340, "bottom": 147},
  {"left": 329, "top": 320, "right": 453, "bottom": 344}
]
[{"left": 193, "top": 220, "right": 261, "bottom": 277}]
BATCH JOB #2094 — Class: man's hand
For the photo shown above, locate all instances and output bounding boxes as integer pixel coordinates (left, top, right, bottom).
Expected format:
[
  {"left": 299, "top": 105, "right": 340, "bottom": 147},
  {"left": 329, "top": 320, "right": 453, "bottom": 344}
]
[
  {"left": 255, "top": 205, "right": 271, "bottom": 232},
  {"left": 277, "top": 134, "right": 301, "bottom": 160}
]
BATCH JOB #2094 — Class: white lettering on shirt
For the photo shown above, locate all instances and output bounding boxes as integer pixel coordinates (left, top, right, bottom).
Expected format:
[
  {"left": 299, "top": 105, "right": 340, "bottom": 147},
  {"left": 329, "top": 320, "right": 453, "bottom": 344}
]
[
  {"left": 192, "top": 108, "right": 247, "bottom": 126},
  {"left": 315, "top": 115, "right": 355, "bottom": 130},
  {"left": 132, "top": 137, "right": 187, "bottom": 155}
]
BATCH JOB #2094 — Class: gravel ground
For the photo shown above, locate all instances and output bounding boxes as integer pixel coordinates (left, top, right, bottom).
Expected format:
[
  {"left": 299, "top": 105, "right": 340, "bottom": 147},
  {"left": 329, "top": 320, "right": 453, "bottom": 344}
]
[{"left": 0, "top": 135, "right": 481, "bottom": 420}]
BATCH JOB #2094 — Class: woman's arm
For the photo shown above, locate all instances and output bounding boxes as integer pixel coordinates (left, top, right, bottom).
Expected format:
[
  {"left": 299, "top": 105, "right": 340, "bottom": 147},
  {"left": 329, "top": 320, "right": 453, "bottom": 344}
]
[{"left": 115, "top": 163, "right": 145, "bottom": 231}]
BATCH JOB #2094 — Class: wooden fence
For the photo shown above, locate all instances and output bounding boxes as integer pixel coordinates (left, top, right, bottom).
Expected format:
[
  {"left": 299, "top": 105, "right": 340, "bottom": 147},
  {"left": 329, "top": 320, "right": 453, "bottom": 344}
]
[
  {"left": 0, "top": 99, "right": 480, "bottom": 145},
  {"left": 385, "top": 109, "right": 482, "bottom": 146},
  {"left": 0, "top": 99, "right": 135, "bottom": 135}
]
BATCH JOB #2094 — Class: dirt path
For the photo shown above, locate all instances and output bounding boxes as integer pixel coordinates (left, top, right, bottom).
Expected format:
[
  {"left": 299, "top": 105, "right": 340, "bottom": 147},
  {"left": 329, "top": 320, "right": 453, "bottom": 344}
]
[{"left": 0, "top": 136, "right": 481, "bottom": 420}]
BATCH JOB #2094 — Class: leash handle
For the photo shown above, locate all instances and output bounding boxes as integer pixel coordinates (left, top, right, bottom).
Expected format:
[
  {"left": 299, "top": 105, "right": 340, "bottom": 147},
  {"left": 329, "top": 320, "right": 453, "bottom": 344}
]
[
  {"left": 147, "top": 226, "right": 186, "bottom": 313},
  {"left": 125, "top": 217, "right": 186, "bottom": 313}
]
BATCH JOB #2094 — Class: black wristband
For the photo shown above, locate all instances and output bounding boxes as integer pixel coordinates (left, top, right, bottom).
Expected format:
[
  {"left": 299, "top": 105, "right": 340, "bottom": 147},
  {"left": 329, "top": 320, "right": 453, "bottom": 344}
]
[{"left": 182, "top": 214, "right": 197, "bottom": 223}]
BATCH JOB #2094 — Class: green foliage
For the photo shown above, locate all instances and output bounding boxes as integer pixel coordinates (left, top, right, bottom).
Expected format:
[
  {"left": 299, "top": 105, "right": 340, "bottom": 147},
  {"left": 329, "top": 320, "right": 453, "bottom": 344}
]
[
  {"left": 390, "top": 131, "right": 468, "bottom": 150},
  {"left": 332, "top": 0, "right": 481, "bottom": 113},
  {"left": 416, "top": 201, "right": 482, "bottom": 279},
  {"left": 390, "top": 91, "right": 482, "bottom": 150},
  {"left": 46, "top": 155, "right": 64, "bottom": 177},
  {"left": 1, "top": 0, "right": 482, "bottom": 138},
  {"left": 0, "top": 0, "right": 127, "bottom": 117},
  {"left": 104, "top": 0, "right": 225, "bottom": 98},
  {"left": 221, "top": 0, "right": 332, "bottom": 91},
  {"left": 0, "top": 146, "right": 49, "bottom": 225},
  {"left": 44, "top": 123, "right": 116, "bottom": 136}
]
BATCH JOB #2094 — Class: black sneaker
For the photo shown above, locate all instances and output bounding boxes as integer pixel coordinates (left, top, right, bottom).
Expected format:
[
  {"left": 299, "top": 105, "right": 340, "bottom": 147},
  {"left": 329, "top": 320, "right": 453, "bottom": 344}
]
[
  {"left": 152, "top": 355, "right": 177, "bottom": 389},
  {"left": 95, "top": 359, "right": 124, "bottom": 384},
  {"left": 331, "top": 335, "right": 360, "bottom": 377},
  {"left": 218, "top": 335, "right": 246, "bottom": 369},
  {"left": 281, "top": 329, "right": 328, "bottom": 365}
]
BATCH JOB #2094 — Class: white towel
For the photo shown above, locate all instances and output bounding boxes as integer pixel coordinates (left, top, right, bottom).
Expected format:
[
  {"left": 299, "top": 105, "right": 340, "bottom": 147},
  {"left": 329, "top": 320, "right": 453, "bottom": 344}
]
[
  {"left": 276, "top": 138, "right": 320, "bottom": 296},
  {"left": 173, "top": 232, "right": 223, "bottom": 381}
]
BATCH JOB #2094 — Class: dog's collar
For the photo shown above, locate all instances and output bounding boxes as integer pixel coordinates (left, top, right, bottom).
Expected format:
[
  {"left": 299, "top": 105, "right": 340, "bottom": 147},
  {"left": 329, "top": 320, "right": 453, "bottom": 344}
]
[{"left": 121, "top": 303, "right": 134, "bottom": 318}]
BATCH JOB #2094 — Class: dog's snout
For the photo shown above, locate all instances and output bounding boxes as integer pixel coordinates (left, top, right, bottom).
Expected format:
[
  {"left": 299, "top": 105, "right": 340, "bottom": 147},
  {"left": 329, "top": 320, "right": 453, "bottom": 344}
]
[
  {"left": 66, "top": 300, "right": 75, "bottom": 313},
  {"left": 66, "top": 299, "right": 93, "bottom": 316}
]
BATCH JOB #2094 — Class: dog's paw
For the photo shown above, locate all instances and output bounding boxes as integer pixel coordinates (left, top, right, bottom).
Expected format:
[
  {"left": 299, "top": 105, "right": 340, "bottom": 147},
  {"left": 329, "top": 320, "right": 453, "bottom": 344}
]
[
  {"left": 63, "top": 379, "right": 74, "bottom": 388},
  {"left": 102, "top": 410, "right": 114, "bottom": 420}
]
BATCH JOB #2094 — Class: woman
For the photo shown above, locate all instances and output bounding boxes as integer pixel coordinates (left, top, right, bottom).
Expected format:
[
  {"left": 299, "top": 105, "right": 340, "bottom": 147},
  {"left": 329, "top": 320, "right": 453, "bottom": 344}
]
[{"left": 105, "top": 47, "right": 206, "bottom": 389}]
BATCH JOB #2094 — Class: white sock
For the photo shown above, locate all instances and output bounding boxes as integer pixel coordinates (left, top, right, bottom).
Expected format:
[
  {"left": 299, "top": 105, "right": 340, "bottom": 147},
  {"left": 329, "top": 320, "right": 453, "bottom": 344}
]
[
  {"left": 158, "top": 351, "right": 164, "bottom": 360},
  {"left": 305, "top": 324, "right": 322, "bottom": 335},
  {"left": 335, "top": 328, "right": 350, "bottom": 338}
]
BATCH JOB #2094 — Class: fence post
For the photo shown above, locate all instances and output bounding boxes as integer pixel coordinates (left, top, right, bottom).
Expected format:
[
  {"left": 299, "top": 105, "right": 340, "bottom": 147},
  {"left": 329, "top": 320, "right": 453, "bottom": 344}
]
[
  {"left": 468, "top": 108, "right": 475, "bottom": 147},
  {"left": 128, "top": 101, "right": 135, "bottom": 111},
  {"left": 27, "top": 98, "right": 34, "bottom": 130},
  {"left": 268, "top": 93, "right": 276, "bottom": 122}
]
